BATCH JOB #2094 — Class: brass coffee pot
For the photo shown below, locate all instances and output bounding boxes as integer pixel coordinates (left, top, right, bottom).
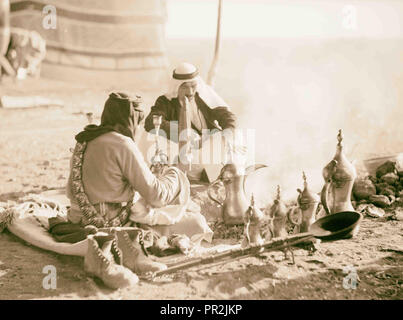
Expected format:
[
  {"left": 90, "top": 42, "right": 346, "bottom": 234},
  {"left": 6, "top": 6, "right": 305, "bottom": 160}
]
[
  {"left": 270, "top": 185, "right": 288, "bottom": 238},
  {"left": 321, "top": 130, "right": 357, "bottom": 215},
  {"left": 242, "top": 194, "right": 264, "bottom": 247},
  {"left": 297, "top": 172, "right": 320, "bottom": 233},
  {"left": 208, "top": 163, "right": 267, "bottom": 225}
]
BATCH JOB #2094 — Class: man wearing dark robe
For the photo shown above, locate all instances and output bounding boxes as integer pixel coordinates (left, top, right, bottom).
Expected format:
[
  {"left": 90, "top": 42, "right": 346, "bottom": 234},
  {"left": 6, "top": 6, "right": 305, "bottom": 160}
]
[
  {"left": 143, "top": 62, "right": 245, "bottom": 181},
  {"left": 144, "top": 62, "right": 237, "bottom": 142}
]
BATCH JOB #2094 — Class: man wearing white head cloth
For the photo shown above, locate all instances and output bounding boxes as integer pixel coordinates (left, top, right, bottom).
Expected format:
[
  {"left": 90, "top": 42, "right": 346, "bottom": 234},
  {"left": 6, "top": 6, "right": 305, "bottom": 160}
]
[{"left": 144, "top": 62, "right": 240, "bottom": 181}]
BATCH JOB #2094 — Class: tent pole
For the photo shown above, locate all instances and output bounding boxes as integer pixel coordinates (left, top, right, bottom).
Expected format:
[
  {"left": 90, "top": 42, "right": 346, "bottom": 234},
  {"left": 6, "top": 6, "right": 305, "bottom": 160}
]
[{"left": 207, "top": 0, "right": 222, "bottom": 87}]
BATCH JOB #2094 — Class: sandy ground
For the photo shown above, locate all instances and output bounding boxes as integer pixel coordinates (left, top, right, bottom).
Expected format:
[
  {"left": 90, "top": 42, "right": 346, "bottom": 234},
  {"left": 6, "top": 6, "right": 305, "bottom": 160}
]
[{"left": 0, "top": 78, "right": 402, "bottom": 300}]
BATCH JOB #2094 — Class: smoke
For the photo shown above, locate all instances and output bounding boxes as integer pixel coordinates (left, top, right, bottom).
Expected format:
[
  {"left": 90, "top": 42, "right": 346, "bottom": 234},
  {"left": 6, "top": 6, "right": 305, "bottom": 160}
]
[
  {"left": 204, "top": 37, "right": 403, "bottom": 208},
  {"left": 165, "top": 33, "right": 403, "bottom": 208}
]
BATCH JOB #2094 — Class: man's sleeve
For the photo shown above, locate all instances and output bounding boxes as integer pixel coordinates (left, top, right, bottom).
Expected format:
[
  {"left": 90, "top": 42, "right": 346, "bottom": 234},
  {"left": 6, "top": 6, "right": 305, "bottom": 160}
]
[
  {"left": 118, "top": 139, "right": 181, "bottom": 208},
  {"left": 144, "top": 96, "right": 173, "bottom": 139},
  {"left": 211, "top": 106, "right": 237, "bottom": 130}
]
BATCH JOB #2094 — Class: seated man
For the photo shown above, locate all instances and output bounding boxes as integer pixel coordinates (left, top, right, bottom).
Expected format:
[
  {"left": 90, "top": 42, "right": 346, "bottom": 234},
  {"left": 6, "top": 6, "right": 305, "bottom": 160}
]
[
  {"left": 143, "top": 62, "right": 241, "bottom": 181},
  {"left": 145, "top": 62, "right": 236, "bottom": 142},
  {"left": 65, "top": 92, "right": 212, "bottom": 282}
]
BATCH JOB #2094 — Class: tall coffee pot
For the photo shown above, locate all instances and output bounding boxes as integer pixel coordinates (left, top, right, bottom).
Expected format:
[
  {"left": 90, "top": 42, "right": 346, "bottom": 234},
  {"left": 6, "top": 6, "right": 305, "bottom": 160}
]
[{"left": 321, "top": 130, "right": 357, "bottom": 215}]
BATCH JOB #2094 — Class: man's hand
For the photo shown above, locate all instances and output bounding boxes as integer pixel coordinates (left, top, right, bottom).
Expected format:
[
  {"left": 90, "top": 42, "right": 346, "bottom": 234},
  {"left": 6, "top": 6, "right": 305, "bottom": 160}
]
[
  {"left": 178, "top": 96, "right": 200, "bottom": 150},
  {"left": 179, "top": 96, "right": 191, "bottom": 132},
  {"left": 150, "top": 148, "right": 169, "bottom": 176},
  {"left": 179, "top": 95, "right": 190, "bottom": 110}
]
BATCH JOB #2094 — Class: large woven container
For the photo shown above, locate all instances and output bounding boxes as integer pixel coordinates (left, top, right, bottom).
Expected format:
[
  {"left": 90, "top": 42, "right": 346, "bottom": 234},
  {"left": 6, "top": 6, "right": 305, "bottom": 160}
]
[{"left": 9, "top": 0, "right": 168, "bottom": 88}]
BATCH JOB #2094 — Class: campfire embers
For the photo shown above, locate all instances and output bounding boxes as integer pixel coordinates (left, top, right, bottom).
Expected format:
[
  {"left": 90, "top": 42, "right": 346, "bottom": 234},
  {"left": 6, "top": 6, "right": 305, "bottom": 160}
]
[
  {"left": 353, "top": 159, "right": 403, "bottom": 216},
  {"left": 352, "top": 176, "right": 377, "bottom": 200}
]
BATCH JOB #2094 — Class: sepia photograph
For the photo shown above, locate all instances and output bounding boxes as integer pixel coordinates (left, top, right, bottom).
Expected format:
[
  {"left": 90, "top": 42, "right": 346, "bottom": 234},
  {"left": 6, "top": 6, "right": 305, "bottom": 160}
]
[{"left": 0, "top": 0, "right": 402, "bottom": 303}]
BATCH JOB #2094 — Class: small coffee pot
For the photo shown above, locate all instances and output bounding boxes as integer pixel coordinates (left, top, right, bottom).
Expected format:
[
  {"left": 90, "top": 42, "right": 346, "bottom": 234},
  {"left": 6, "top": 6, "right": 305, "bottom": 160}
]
[
  {"left": 270, "top": 185, "right": 288, "bottom": 238},
  {"left": 208, "top": 164, "right": 267, "bottom": 225},
  {"left": 297, "top": 172, "right": 320, "bottom": 233},
  {"left": 242, "top": 194, "right": 264, "bottom": 247},
  {"left": 321, "top": 129, "right": 357, "bottom": 215}
]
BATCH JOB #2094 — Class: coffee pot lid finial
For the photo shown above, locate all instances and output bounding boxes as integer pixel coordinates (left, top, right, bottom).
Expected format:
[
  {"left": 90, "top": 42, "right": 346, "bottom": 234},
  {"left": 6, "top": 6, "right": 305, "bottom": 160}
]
[
  {"left": 276, "top": 185, "right": 281, "bottom": 200},
  {"left": 303, "top": 171, "right": 308, "bottom": 189},
  {"left": 332, "top": 128, "right": 356, "bottom": 180},
  {"left": 334, "top": 129, "right": 346, "bottom": 159},
  {"left": 298, "top": 171, "right": 319, "bottom": 204},
  {"left": 248, "top": 193, "right": 264, "bottom": 223},
  {"left": 337, "top": 129, "right": 343, "bottom": 147}
]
